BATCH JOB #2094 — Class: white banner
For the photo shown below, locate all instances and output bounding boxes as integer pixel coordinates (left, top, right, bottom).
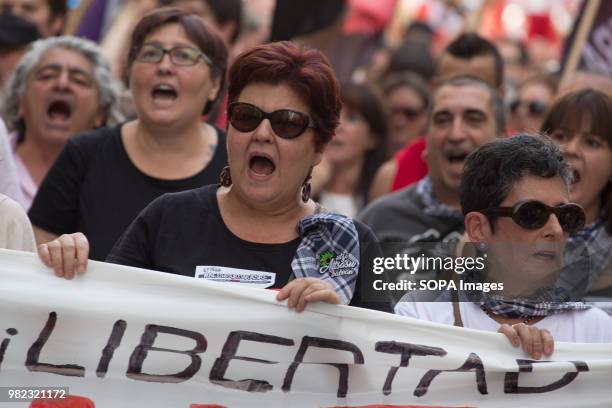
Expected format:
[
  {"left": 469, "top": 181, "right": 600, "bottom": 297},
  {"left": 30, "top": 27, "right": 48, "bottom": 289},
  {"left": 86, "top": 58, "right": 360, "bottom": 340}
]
[{"left": 0, "top": 249, "right": 611, "bottom": 408}]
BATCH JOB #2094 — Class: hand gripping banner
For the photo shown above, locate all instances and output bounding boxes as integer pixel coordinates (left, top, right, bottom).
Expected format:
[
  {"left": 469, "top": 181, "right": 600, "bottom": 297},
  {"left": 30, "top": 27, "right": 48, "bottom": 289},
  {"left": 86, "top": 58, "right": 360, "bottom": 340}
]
[{"left": 0, "top": 249, "right": 611, "bottom": 407}]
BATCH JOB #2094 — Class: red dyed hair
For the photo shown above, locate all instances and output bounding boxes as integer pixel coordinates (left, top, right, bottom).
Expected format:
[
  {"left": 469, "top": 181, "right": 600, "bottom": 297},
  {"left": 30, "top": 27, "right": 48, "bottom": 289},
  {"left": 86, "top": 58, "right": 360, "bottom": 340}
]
[{"left": 228, "top": 41, "right": 341, "bottom": 151}]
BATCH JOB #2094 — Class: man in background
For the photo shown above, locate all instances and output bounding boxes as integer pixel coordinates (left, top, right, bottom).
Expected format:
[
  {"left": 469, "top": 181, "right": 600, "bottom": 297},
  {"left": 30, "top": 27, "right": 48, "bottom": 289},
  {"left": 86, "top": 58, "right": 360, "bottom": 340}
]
[
  {"left": 369, "top": 32, "right": 505, "bottom": 201},
  {"left": 359, "top": 76, "right": 506, "bottom": 244}
]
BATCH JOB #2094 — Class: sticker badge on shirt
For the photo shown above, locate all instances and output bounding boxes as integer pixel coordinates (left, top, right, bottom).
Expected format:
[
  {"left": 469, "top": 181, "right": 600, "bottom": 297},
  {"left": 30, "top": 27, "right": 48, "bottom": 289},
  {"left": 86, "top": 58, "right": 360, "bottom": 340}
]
[
  {"left": 318, "top": 251, "right": 358, "bottom": 277},
  {"left": 195, "top": 266, "right": 276, "bottom": 289}
]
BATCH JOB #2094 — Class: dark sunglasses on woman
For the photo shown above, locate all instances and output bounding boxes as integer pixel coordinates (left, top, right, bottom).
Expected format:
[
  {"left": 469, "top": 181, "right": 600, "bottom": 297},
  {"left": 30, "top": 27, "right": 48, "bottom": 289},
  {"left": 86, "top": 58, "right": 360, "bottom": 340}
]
[
  {"left": 510, "top": 99, "right": 547, "bottom": 117},
  {"left": 481, "top": 200, "right": 585, "bottom": 233},
  {"left": 228, "top": 102, "right": 317, "bottom": 139}
]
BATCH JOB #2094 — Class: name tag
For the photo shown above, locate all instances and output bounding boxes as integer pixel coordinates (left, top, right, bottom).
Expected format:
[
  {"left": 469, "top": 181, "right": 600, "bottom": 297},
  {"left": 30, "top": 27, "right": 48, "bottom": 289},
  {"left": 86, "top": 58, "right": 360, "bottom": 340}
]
[{"left": 195, "top": 266, "right": 276, "bottom": 289}]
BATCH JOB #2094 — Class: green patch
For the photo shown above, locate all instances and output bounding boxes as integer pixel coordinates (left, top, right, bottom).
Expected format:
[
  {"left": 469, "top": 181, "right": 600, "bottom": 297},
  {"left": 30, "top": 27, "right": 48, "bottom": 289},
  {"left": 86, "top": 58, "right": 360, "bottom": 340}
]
[{"left": 318, "top": 251, "right": 336, "bottom": 268}]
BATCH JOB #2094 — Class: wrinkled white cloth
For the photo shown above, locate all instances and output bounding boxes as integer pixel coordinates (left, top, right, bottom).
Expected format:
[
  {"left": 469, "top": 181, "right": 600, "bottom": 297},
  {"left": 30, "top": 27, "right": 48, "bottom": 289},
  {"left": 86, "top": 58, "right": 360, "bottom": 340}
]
[
  {"left": 0, "top": 119, "right": 23, "bottom": 205},
  {"left": 395, "top": 299, "right": 612, "bottom": 343},
  {"left": 0, "top": 193, "right": 36, "bottom": 251}
]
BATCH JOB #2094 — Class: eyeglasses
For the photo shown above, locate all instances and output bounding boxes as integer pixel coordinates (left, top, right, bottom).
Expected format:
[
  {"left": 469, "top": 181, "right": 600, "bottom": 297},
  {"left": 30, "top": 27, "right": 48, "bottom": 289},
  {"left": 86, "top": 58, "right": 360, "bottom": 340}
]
[
  {"left": 135, "top": 44, "right": 212, "bottom": 66},
  {"left": 228, "top": 102, "right": 317, "bottom": 139},
  {"left": 510, "top": 100, "right": 547, "bottom": 117},
  {"left": 391, "top": 106, "right": 424, "bottom": 119},
  {"left": 481, "top": 200, "right": 585, "bottom": 233}
]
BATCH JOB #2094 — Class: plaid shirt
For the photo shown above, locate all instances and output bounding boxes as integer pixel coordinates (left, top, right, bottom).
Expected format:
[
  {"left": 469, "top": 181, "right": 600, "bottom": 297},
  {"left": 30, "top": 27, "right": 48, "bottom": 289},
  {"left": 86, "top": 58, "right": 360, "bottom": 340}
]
[
  {"left": 480, "top": 292, "right": 589, "bottom": 318},
  {"left": 567, "top": 218, "right": 612, "bottom": 289},
  {"left": 292, "top": 212, "right": 359, "bottom": 304},
  {"left": 463, "top": 271, "right": 590, "bottom": 317}
]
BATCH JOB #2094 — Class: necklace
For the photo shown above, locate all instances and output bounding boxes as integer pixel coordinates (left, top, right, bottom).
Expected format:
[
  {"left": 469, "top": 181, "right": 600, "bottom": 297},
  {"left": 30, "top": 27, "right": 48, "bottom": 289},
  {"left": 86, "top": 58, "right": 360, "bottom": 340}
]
[{"left": 480, "top": 305, "right": 538, "bottom": 325}]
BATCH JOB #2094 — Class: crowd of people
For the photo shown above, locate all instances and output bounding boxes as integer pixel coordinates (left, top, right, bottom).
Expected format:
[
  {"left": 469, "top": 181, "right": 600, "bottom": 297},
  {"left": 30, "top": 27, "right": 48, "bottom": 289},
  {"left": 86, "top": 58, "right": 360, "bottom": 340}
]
[{"left": 0, "top": 0, "right": 610, "bottom": 368}]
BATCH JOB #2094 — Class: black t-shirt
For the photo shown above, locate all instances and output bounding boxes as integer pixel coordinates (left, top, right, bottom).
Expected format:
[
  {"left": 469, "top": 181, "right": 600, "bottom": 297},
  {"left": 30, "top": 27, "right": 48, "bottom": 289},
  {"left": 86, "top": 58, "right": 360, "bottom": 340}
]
[
  {"left": 107, "top": 184, "right": 391, "bottom": 312},
  {"left": 28, "top": 124, "right": 228, "bottom": 261}
]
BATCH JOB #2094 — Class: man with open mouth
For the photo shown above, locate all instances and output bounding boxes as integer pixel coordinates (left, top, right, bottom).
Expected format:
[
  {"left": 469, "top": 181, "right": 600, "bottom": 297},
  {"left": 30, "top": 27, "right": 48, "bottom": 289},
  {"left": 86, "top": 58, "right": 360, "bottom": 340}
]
[
  {"left": 359, "top": 76, "right": 505, "bottom": 244},
  {"left": 358, "top": 76, "right": 505, "bottom": 301},
  {"left": 1, "top": 36, "right": 124, "bottom": 208}
]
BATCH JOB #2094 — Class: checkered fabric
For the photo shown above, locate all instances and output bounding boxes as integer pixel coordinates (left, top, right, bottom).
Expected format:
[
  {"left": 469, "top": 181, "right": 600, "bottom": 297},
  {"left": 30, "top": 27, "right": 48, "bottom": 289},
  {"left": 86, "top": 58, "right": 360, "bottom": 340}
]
[{"left": 292, "top": 212, "right": 359, "bottom": 304}]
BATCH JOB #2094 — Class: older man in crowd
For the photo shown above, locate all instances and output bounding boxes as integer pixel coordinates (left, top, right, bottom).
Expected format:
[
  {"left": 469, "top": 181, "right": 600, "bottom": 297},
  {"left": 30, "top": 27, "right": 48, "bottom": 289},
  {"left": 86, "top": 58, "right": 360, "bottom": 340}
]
[{"left": 1, "top": 36, "right": 124, "bottom": 208}]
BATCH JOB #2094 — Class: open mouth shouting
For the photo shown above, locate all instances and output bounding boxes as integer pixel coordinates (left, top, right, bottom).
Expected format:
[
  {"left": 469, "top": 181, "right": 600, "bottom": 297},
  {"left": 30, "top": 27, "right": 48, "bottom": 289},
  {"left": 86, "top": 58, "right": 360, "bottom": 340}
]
[
  {"left": 45, "top": 97, "right": 73, "bottom": 126},
  {"left": 151, "top": 83, "right": 178, "bottom": 106},
  {"left": 248, "top": 152, "right": 276, "bottom": 180},
  {"left": 444, "top": 149, "right": 470, "bottom": 177},
  {"left": 447, "top": 151, "right": 469, "bottom": 163},
  {"left": 567, "top": 166, "right": 582, "bottom": 196},
  {"left": 570, "top": 167, "right": 581, "bottom": 185}
]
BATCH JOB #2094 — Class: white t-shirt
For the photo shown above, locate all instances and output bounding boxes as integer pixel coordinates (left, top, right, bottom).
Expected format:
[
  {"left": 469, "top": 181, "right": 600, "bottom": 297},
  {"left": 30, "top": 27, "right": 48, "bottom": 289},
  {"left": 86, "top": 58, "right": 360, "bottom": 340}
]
[{"left": 395, "top": 300, "right": 612, "bottom": 343}]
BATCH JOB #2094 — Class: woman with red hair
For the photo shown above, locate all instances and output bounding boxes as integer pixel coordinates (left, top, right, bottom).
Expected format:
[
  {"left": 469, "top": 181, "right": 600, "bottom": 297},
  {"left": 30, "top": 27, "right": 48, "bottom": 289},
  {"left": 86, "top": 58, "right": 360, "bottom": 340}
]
[{"left": 38, "top": 40, "right": 389, "bottom": 313}]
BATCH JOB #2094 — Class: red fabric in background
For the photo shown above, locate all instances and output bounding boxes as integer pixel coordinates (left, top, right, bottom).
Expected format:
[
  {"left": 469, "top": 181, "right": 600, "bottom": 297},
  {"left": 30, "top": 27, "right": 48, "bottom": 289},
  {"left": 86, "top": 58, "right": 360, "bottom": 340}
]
[
  {"left": 527, "top": 13, "right": 557, "bottom": 43},
  {"left": 391, "top": 136, "right": 428, "bottom": 191},
  {"left": 30, "top": 396, "right": 95, "bottom": 408},
  {"left": 343, "top": 0, "right": 397, "bottom": 34},
  {"left": 190, "top": 405, "right": 228, "bottom": 408}
]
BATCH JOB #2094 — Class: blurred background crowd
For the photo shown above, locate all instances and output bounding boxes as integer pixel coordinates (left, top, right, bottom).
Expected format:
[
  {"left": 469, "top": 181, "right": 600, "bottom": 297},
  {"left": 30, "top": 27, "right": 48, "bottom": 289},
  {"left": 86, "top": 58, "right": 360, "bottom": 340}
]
[
  {"left": 1, "top": 0, "right": 609, "bottom": 215},
  {"left": 0, "top": 0, "right": 610, "bottom": 340},
  {"left": 0, "top": 0, "right": 612, "bottom": 350}
]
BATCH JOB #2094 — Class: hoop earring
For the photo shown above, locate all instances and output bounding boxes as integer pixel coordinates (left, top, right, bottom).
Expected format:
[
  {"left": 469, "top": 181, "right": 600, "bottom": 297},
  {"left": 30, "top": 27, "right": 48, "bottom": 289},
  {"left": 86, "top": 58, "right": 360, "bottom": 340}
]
[
  {"left": 218, "top": 165, "right": 232, "bottom": 187},
  {"left": 301, "top": 174, "right": 312, "bottom": 203}
]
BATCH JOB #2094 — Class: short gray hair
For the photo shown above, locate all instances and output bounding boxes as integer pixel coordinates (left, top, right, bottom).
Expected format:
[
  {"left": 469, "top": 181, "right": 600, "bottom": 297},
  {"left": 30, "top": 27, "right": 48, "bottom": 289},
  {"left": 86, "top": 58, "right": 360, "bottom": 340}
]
[{"left": 1, "top": 36, "right": 125, "bottom": 135}]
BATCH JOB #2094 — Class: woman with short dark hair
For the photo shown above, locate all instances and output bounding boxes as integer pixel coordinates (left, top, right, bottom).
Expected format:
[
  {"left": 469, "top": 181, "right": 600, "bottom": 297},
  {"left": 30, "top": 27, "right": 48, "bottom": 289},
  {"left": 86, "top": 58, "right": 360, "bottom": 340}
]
[{"left": 396, "top": 135, "right": 612, "bottom": 359}]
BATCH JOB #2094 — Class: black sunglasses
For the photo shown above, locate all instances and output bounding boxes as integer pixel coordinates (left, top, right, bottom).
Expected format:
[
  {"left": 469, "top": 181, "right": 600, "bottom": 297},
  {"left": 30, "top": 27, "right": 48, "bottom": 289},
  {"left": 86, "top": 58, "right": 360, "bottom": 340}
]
[
  {"left": 481, "top": 200, "right": 585, "bottom": 233},
  {"left": 510, "top": 100, "right": 547, "bottom": 116},
  {"left": 228, "top": 102, "right": 317, "bottom": 139}
]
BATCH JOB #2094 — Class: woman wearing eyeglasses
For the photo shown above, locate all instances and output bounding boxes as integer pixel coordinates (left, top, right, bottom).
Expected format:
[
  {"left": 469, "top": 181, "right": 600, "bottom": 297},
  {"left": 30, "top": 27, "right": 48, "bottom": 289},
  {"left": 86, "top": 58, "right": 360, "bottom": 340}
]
[
  {"left": 38, "top": 40, "right": 390, "bottom": 313},
  {"left": 395, "top": 135, "right": 612, "bottom": 359},
  {"left": 29, "top": 8, "right": 228, "bottom": 261},
  {"left": 542, "top": 89, "right": 612, "bottom": 297}
]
